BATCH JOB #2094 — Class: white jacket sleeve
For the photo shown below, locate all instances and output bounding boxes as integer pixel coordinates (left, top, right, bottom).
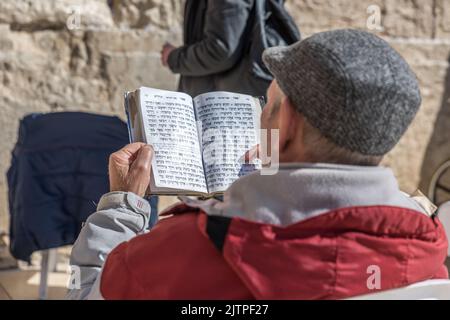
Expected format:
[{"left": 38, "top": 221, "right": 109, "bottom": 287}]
[{"left": 65, "top": 192, "right": 150, "bottom": 300}]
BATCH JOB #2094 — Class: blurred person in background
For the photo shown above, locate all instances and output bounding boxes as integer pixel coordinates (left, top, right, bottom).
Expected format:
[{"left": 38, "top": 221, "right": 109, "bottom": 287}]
[{"left": 161, "top": 0, "right": 300, "bottom": 98}]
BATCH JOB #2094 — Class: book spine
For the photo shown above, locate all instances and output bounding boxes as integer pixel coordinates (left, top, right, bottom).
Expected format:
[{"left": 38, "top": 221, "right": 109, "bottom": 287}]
[{"left": 124, "top": 92, "right": 134, "bottom": 143}]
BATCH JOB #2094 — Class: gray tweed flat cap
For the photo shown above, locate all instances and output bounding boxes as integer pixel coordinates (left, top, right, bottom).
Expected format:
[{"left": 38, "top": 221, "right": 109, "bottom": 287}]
[{"left": 263, "top": 29, "right": 422, "bottom": 156}]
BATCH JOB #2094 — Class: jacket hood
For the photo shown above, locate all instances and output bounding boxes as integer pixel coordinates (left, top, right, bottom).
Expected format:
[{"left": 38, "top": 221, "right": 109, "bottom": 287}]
[{"left": 180, "top": 163, "right": 428, "bottom": 226}]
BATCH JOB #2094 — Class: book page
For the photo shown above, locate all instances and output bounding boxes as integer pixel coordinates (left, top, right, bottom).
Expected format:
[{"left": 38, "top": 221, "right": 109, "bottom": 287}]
[
  {"left": 194, "top": 91, "right": 262, "bottom": 194},
  {"left": 139, "top": 87, "right": 207, "bottom": 194}
]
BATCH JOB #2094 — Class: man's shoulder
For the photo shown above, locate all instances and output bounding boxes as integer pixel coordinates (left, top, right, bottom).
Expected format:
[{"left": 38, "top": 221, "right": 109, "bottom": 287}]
[
  {"left": 127, "top": 208, "right": 209, "bottom": 260},
  {"left": 100, "top": 207, "right": 247, "bottom": 299}
]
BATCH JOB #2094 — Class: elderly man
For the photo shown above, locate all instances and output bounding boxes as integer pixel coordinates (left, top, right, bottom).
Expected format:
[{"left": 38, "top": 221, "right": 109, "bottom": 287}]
[{"left": 68, "top": 29, "right": 448, "bottom": 300}]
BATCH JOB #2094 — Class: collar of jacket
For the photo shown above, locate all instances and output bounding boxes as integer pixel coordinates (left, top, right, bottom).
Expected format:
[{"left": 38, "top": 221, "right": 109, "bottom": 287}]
[{"left": 178, "top": 163, "right": 428, "bottom": 227}]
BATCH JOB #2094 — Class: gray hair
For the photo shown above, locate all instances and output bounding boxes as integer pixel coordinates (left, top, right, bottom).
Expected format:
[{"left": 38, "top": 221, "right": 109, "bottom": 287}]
[
  {"left": 302, "top": 118, "right": 383, "bottom": 166},
  {"left": 273, "top": 84, "right": 383, "bottom": 166}
]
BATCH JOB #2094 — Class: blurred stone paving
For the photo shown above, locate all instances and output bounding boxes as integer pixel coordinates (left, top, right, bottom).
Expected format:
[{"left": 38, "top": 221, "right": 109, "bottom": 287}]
[{"left": 0, "top": 234, "right": 71, "bottom": 300}]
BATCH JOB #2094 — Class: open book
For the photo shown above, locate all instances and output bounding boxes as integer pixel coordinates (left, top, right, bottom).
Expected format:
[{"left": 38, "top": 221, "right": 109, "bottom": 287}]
[{"left": 124, "top": 87, "right": 263, "bottom": 196}]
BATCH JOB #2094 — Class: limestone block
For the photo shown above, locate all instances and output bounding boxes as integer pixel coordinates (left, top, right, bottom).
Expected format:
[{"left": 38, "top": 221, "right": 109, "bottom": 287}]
[
  {"left": 285, "top": 0, "right": 383, "bottom": 37},
  {"left": 100, "top": 51, "right": 179, "bottom": 112},
  {"left": 285, "top": 0, "right": 435, "bottom": 38},
  {"left": 436, "top": 0, "right": 450, "bottom": 39},
  {"left": 109, "top": 0, "right": 183, "bottom": 31},
  {"left": 0, "top": 0, "right": 114, "bottom": 31},
  {"left": 383, "top": 0, "right": 435, "bottom": 38}
]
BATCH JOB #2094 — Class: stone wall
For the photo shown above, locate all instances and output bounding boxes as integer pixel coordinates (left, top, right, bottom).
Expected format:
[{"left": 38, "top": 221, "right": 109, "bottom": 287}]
[{"left": 0, "top": 0, "right": 449, "bottom": 230}]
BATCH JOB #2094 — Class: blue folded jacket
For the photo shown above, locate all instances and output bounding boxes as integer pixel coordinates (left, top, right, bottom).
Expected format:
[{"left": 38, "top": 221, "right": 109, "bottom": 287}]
[{"left": 7, "top": 112, "right": 130, "bottom": 262}]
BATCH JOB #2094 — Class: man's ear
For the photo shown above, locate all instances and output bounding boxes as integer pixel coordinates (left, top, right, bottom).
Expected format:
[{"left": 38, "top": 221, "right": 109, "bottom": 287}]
[{"left": 278, "top": 97, "right": 300, "bottom": 153}]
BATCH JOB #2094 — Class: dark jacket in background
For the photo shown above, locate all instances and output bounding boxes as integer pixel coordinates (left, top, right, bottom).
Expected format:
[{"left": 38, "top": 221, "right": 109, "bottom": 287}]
[
  {"left": 168, "top": 0, "right": 300, "bottom": 98},
  {"left": 7, "top": 113, "right": 129, "bottom": 262}
]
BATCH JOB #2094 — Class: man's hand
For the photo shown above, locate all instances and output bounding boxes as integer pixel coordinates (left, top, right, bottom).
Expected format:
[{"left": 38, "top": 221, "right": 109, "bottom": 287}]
[
  {"left": 161, "top": 42, "right": 176, "bottom": 67},
  {"left": 109, "top": 143, "right": 154, "bottom": 197},
  {"left": 241, "top": 144, "right": 273, "bottom": 167},
  {"left": 242, "top": 144, "right": 260, "bottom": 163}
]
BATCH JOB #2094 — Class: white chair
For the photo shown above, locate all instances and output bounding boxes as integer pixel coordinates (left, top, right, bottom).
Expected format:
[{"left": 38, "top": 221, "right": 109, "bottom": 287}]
[
  {"left": 39, "top": 249, "right": 58, "bottom": 300},
  {"left": 349, "top": 280, "right": 450, "bottom": 300},
  {"left": 428, "top": 160, "right": 450, "bottom": 205},
  {"left": 438, "top": 202, "right": 450, "bottom": 257}
]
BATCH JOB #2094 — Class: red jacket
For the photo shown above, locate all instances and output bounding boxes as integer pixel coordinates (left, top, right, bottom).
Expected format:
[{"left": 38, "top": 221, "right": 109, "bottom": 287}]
[{"left": 100, "top": 204, "right": 448, "bottom": 300}]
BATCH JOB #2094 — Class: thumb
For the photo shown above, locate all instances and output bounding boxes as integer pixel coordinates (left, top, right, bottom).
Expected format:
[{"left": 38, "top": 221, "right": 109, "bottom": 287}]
[
  {"left": 127, "top": 145, "right": 154, "bottom": 197},
  {"left": 240, "top": 144, "right": 260, "bottom": 163}
]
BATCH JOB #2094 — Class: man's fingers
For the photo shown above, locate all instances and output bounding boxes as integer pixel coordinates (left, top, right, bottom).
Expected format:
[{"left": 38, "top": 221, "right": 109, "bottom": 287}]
[
  {"left": 109, "top": 143, "right": 154, "bottom": 196},
  {"left": 128, "top": 145, "right": 154, "bottom": 197},
  {"left": 132, "top": 145, "right": 154, "bottom": 172},
  {"left": 110, "top": 142, "right": 147, "bottom": 166},
  {"left": 241, "top": 144, "right": 260, "bottom": 163},
  {"left": 120, "top": 142, "right": 148, "bottom": 158}
]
